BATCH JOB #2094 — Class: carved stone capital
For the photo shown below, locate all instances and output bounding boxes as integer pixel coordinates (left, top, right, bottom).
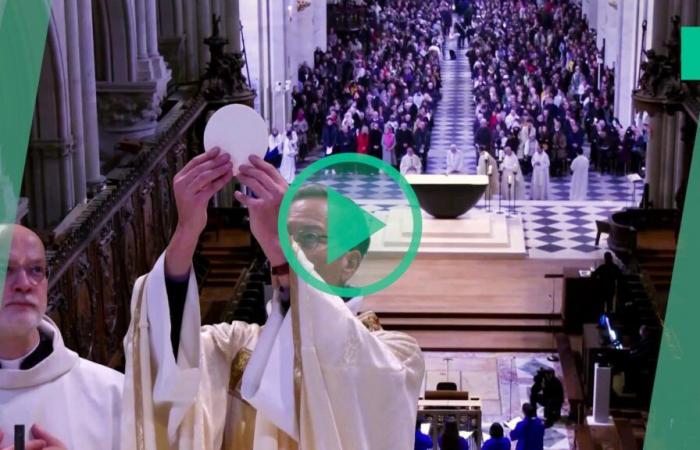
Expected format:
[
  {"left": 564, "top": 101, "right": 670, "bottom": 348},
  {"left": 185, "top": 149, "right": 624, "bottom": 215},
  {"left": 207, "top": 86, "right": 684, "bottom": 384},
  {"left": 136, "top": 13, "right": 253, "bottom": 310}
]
[{"left": 95, "top": 81, "right": 162, "bottom": 132}]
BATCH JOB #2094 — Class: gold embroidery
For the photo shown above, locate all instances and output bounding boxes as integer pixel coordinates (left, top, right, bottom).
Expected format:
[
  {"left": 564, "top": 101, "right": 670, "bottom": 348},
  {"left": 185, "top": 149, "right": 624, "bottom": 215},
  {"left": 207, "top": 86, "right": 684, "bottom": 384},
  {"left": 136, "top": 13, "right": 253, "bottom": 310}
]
[
  {"left": 229, "top": 348, "right": 253, "bottom": 393},
  {"left": 290, "top": 276, "right": 303, "bottom": 438},
  {"left": 358, "top": 311, "right": 383, "bottom": 332},
  {"left": 132, "top": 276, "right": 148, "bottom": 450}
]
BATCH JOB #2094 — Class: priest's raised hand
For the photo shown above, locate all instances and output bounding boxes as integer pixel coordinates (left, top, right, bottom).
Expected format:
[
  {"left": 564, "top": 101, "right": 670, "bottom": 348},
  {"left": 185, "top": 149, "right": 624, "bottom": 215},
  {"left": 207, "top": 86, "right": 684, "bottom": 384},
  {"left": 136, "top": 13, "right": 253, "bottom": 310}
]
[{"left": 0, "top": 226, "right": 123, "bottom": 450}]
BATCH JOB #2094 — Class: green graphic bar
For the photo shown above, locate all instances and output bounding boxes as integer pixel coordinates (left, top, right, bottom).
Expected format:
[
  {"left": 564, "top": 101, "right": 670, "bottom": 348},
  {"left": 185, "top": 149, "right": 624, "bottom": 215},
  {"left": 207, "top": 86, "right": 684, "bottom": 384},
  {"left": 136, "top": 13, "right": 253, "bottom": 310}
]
[
  {"left": 681, "top": 27, "right": 700, "bottom": 80},
  {"left": 0, "top": 1, "right": 51, "bottom": 293},
  {"left": 644, "top": 126, "right": 700, "bottom": 449}
]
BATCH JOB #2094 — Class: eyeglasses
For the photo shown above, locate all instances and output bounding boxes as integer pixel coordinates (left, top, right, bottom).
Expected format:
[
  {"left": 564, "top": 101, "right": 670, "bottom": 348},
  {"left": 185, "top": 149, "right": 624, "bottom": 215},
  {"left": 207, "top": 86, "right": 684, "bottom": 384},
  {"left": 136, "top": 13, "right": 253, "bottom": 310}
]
[
  {"left": 4, "top": 264, "right": 48, "bottom": 285},
  {"left": 292, "top": 230, "right": 328, "bottom": 252}
]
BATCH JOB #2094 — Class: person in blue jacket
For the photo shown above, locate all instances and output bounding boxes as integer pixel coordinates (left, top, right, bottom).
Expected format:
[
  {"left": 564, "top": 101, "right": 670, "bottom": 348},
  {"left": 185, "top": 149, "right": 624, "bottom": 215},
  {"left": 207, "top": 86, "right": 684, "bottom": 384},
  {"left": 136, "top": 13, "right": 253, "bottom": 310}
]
[
  {"left": 482, "top": 423, "right": 511, "bottom": 450},
  {"left": 415, "top": 418, "right": 434, "bottom": 450},
  {"left": 510, "top": 403, "right": 545, "bottom": 450},
  {"left": 438, "top": 418, "right": 468, "bottom": 450}
]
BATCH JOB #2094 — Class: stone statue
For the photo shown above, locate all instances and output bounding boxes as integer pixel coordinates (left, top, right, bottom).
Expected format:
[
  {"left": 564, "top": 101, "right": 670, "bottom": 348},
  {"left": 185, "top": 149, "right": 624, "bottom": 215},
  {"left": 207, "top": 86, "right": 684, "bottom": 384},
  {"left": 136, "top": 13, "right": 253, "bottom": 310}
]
[
  {"left": 201, "top": 14, "right": 251, "bottom": 100},
  {"left": 636, "top": 16, "right": 684, "bottom": 100}
]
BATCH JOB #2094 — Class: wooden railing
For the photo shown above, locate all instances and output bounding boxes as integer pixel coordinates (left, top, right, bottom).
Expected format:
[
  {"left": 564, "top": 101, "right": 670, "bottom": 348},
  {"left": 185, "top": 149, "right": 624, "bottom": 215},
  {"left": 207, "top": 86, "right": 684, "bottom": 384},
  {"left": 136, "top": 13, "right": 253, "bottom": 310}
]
[{"left": 45, "top": 96, "right": 207, "bottom": 369}]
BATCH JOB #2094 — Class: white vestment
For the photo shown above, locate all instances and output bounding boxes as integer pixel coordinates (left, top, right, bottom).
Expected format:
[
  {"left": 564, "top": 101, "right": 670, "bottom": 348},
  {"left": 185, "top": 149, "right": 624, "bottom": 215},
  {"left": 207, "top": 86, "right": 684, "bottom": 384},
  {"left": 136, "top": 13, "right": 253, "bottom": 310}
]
[
  {"left": 531, "top": 151, "right": 551, "bottom": 200},
  {"left": 0, "top": 318, "right": 123, "bottom": 449},
  {"left": 476, "top": 152, "right": 499, "bottom": 199},
  {"left": 500, "top": 154, "right": 525, "bottom": 200},
  {"left": 279, "top": 133, "right": 298, "bottom": 183},
  {"left": 569, "top": 154, "right": 589, "bottom": 201},
  {"left": 121, "top": 253, "right": 424, "bottom": 450},
  {"left": 446, "top": 150, "right": 464, "bottom": 173},
  {"left": 400, "top": 154, "right": 422, "bottom": 174}
]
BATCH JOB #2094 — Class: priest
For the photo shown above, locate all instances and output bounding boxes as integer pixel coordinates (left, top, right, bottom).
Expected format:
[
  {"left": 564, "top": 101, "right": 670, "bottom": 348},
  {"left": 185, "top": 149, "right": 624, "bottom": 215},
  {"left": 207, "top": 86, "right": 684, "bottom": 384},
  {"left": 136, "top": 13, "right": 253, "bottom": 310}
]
[
  {"left": 531, "top": 145, "right": 551, "bottom": 200},
  {"left": 120, "top": 148, "right": 425, "bottom": 450},
  {"left": 569, "top": 148, "right": 589, "bottom": 201},
  {"left": 500, "top": 146, "right": 525, "bottom": 200},
  {"left": 400, "top": 147, "right": 423, "bottom": 174},
  {"left": 476, "top": 146, "right": 499, "bottom": 199},
  {"left": 446, "top": 144, "right": 464, "bottom": 174},
  {"left": 0, "top": 225, "right": 123, "bottom": 450}
]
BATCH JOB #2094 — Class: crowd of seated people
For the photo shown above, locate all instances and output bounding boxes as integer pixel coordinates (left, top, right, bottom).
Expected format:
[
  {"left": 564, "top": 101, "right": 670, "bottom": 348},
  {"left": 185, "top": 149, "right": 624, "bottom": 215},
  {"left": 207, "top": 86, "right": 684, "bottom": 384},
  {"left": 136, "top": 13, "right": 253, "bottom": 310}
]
[
  {"left": 289, "top": 0, "right": 448, "bottom": 173},
  {"left": 465, "top": 0, "right": 648, "bottom": 180}
]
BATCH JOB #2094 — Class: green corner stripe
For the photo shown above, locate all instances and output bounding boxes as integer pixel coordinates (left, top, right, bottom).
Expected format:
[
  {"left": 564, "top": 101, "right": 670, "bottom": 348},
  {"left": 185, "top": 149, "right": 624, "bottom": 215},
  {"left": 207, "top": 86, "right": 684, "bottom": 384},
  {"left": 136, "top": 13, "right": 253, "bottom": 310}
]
[
  {"left": 0, "top": 1, "right": 51, "bottom": 292},
  {"left": 681, "top": 27, "right": 700, "bottom": 80},
  {"left": 644, "top": 128, "right": 700, "bottom": 449}
]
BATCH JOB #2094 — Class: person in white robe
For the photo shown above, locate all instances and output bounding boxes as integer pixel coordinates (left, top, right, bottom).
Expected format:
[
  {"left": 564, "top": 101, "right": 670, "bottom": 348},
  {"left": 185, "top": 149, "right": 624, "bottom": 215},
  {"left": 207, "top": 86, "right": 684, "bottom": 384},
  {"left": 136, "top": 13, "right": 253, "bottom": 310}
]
[
  {"left": 279, "top": 124, "right": 298, "bottom": 184},
  {"left": 477, "top": 148, "right": 499, "bottom": 199},
  {"left": 400, "top": 147, "right": 423, "bottom": 174},
  {"left": 531, "top": 146, "right": 551, "bottom": 200},
  {"left": 120, "top": 148, "right": 425, "bottom": 450},
  {"left": 446, "top": 145, "right": 464, "bottom": 173},
  {"left": 569, "top": 149, "right": 589, "bottom": 201},
  {"left": 500, "top": 147, "right": 525, "bottom": 200},
  {"left": 517, "top": 120, "right": 536, "bottom": 159},
  {"left": 0, "top": 225, "right": 122, "bottom": 450}
]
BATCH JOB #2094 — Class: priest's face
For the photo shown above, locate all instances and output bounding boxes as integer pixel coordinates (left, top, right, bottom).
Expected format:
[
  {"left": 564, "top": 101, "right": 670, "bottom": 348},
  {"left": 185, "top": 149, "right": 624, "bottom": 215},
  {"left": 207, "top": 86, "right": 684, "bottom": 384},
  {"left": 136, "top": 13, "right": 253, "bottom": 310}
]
[
  {"left": 287, "top": 197, "right": 362, "bottom": 288},
  {"left": 1, "top": 225, "right": 48, "bottom": 337}
]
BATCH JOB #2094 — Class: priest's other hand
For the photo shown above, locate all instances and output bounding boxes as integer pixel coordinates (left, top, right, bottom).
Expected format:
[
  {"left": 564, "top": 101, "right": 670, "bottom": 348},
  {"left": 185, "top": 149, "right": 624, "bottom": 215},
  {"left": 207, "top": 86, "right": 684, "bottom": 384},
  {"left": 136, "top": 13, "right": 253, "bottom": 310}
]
[
  {"left": 166, "top": 147, "right": 234, "bottom": 279},
  {"left": 29, "top": 425, "right": 67, "bottom": 450},
  {"left": 0, "top": 424, "right": 67, "bottom": 450},
  {"left": 235, "top": 155, "right": 288, "bottom": 266}
]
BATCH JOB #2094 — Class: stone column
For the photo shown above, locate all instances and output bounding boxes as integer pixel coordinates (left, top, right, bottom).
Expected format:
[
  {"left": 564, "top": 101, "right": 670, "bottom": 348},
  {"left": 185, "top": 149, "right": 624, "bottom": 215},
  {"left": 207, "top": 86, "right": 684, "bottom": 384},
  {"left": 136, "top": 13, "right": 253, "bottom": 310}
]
[
  {"left": 146, "top": 0, "right": 169, "bottom": 81},
  {"left": 225, "top": 0, "right": 241, "bottom": 53},
  {"left": 79, "top": 0, "right": 104, "bottom": 195},
  {"left": 27, "top": 141, "right": 76, "bottom": 228},
  {"left": 183, "top": 0, "right": 198, "bottom": 80},
  {"left": 135, "top": 0, "right": 152, "bottom": 81},
  {"left": 65, "top": 0, "right": 87, "bottom": 204},
  {"left": 645, "top": 114, "right": 663, "bottom": 206},
  {"left": 198, "top": 0, "right": 213, "bottom": 75}
]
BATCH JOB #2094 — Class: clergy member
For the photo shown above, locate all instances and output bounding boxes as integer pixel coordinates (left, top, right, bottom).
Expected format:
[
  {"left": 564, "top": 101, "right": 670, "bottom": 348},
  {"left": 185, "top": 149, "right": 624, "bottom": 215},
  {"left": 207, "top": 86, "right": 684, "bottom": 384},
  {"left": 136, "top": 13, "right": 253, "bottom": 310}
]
[
  {"left": 531, "top": 145, "right": 551, "bottom": 200},
  {"left": 0, "top": 225, "right": 123, "bottom": 449},
  {"left": 446, "top": 144, "right": 464, "bottom": 174},
  {"left": 120, "top": 148, "right": 425, "bottom": 450},
  {"left": 477, "top": 146, "right": 499, "bottom": 199},
  {"left": 500, "top": 146, "right": 525, "bottom": 200},
  {"left": 569, "top": 148, "right": 589, "bottom": 201},
  {"left": 400, "top": 147, "right": 423, "bottom": 174}
]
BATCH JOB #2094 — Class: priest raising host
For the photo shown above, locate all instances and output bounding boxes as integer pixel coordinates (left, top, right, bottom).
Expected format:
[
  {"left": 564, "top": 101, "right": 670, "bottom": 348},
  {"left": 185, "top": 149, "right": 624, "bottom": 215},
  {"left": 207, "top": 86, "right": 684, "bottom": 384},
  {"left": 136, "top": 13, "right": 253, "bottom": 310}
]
[{"left": 120, "top": 148, "right": 425, "bottom": 450}]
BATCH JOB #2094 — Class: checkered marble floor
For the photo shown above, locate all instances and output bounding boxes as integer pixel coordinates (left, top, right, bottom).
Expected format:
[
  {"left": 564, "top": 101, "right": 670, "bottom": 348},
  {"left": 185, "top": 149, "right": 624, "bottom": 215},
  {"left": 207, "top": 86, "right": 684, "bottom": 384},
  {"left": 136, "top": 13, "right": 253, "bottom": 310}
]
[{"left": 424, "top": 352, "right": 573, "bottom": 450}]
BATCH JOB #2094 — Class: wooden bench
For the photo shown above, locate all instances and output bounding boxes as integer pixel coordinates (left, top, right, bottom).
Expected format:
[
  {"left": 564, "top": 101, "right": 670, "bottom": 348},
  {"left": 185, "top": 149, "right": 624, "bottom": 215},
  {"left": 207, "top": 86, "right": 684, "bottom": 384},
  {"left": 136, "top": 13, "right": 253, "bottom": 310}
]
[{"left": 556, "top": 333, "right": 585, "bottom": 423}]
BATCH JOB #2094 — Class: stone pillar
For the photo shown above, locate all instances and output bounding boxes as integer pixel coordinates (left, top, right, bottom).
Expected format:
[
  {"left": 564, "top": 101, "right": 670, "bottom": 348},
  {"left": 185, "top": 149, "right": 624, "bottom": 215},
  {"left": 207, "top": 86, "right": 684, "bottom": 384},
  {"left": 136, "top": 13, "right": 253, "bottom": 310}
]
[
  {"left": 615, "top": 0, "right": 638, "bottom": 126},
  {"left": 146, "top": 0, "right": 169, "bottom": 81},
  {"left": 135, "top": 0, "right": 152, "bottom": 81},
  {"left": 198, "top": 0, "right": 213, "bottom": 75},
  {"left": 78, "top": 0, "right": 105, "bottom": 195},
  {"left": 225, "top": 0, "right": 241, "bottom": 53},
  {"left": 183, "top": 0, "right": 198, "bottom": 80},
  {"left": 26, "top": 141, "right": 76, "bottom": 228},
  {"left": 65, "top": 0, "right": 87, "bottom": 204},
  {"left": 645, "top": 114, "right": 663, "bottom": 206}
]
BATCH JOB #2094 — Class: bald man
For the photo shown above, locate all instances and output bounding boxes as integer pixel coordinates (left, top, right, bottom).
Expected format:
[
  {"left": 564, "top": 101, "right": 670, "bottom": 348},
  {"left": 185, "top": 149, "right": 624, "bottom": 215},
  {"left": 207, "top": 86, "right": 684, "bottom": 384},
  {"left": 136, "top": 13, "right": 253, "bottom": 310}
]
[{"left": 0, "top": 225, "right": 123, "bottom": 450}]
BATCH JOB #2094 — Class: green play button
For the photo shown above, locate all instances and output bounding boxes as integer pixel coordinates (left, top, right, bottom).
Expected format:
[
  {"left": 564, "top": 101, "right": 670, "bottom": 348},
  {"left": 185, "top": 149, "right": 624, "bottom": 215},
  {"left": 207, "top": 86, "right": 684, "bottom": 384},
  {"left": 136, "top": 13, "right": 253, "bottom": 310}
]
[
  {"left": 326, "top": 186, "right": 386, "bottom": 264},
  {"left": 278, "top": 153, "right": 422, "bottom": 298}
]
